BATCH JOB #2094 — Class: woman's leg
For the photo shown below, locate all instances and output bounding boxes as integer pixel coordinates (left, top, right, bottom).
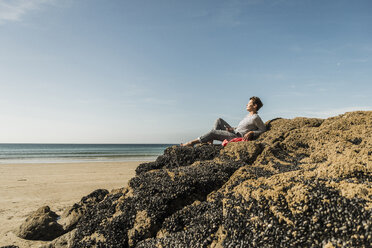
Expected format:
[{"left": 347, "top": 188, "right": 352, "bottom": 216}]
[
  {"left": 214, "top": 118, "right": 232, "bottom": 131},
  {"left": 199, "top": 130, "right": 238, "bottom": 144},
  {"left": 182, "top": 118, "right": 234, "bottom": 147}
]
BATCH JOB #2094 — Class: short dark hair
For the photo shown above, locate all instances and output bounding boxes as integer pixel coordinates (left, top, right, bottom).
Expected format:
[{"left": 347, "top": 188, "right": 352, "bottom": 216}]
[{"left": 250, "top": 96, "right": 263, "bottom": 111}]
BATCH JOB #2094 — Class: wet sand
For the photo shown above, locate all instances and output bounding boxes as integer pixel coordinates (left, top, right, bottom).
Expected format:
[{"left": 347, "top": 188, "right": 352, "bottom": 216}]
[{"left": 0, "top": 161, "right": 142, "bottom": 247}]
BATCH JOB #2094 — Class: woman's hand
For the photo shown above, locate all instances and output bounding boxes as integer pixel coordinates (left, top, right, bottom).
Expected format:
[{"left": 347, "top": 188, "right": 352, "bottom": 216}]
[
  {"left": 226, "top": 127, "right": 234, "bottom": 132},
  {"left": 243, "top": 131, "right": 254, "bottom": 141}
]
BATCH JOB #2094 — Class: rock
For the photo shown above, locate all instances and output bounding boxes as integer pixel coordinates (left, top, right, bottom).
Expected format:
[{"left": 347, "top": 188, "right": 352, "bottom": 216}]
[
  {"left": 17, "top": 189, "right": 109, "bottom": 245},
  {"left": 69, "top": 111, "right": 371, "bottom": 248},
  {"left": 71, "top": 159, "right": 244, "bottom": 247},
  {"left": 220, "top": 141, "right": 263, "bottom": 163},
  {"left": 135, "top": 144, "right": 223, "bottom": 175},
  {"left": 16, "top": 206, "right": 65, "bottom": 241},
  {"left": 22, "top": 111, "right": 372, "bottom": 247},
  {"left": 59, "top": 189, "right": 109, "bottom": 232},
  {"left": 41, "top": 229, "right": 77, "bottom": 248}
]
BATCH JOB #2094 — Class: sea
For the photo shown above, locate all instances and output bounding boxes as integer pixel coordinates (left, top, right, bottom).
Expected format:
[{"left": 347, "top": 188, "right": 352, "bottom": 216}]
[{"left": 0, "top": 143, "right": 175, "bottom": 164}]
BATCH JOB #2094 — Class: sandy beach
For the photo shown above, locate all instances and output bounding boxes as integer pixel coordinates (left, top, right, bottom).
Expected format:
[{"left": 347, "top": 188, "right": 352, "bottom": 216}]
[{"left": 0, "top": 161, "right": 141, "bottom": 247}]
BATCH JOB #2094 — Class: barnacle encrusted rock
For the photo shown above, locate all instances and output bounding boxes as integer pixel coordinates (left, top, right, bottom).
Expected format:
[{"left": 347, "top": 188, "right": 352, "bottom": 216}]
[
  {"left": 24, "top": 111, "right": 371, "bottom": 247},
  {"left": 59, "top": 189, "right": 109, "bottom": 232},
  {"left": 220, "top": 141, "right": 263, "bottom": 163},
  {"left": 135, "top": 145, "right": 223, "bottom": 175}
]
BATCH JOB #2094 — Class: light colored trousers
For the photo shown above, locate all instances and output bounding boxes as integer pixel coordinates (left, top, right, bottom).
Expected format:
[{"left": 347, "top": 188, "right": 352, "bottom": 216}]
[{"left": 198, "top": 118, "right": 241, "bottom": 143}]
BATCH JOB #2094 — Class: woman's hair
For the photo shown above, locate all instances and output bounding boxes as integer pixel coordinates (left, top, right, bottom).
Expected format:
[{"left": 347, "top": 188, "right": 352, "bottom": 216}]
[{"left": 250, "top": 96, "right": 263, "bottom": 111}]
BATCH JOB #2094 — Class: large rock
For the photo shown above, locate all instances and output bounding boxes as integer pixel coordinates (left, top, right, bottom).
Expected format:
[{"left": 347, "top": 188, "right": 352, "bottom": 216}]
[
  {"left": 23, "top": 111, "right": 372, "bottom": 247},
  {"left": 71, "top": 159, "right": 245, "bottom": 247},
  {"left": 16, "top": 206, "right": 65, "bottom": 241},
  {"left": 70, "top": 111, "right": 371, "bottom": 247}
]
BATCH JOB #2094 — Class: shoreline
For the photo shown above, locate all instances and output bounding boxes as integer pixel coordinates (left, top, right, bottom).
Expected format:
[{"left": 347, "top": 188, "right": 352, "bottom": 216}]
[
  {"left": 0, "top": 161, "right": 144, "bottom": 247},
  {"left": 0, "top": 157, "right": 157, "bottom": 165}
]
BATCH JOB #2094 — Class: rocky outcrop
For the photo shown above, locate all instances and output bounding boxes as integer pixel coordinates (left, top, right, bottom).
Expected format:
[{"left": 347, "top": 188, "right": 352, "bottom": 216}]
[
  {"left": 20, "top": 111, "right": 372, "bottom": 247},
  {"left": 72, "top": 158, "right": 246, "bottom": 247}
]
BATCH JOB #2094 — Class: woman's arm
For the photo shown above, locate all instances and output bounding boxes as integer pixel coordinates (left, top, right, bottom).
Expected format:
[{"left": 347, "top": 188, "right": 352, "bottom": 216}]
[{"left": 252, "top": 115, "right": 267, "bottom": 137}]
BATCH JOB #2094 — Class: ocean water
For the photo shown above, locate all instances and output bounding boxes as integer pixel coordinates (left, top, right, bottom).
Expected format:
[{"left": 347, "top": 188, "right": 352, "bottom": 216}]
[{"left": 0, "top": 143, "right": 174, "bottom": 164}]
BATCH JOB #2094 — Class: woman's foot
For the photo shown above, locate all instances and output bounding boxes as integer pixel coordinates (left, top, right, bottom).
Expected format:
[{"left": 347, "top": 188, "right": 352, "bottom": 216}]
[
  {"left": 181, "top": 139, "right": 200, "bottom": 147},
  {"left": 180, "top": 142, "right": 191, "bottom": 147}
]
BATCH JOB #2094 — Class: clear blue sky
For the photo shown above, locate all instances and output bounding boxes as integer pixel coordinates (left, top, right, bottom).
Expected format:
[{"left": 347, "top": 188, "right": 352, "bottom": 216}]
[{"left": 0, "top": 0, "right": 371, "bottom": 143}]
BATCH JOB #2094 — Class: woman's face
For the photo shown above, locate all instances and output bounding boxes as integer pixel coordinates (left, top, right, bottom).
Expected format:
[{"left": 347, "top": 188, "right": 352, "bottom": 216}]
[{"left": 246, "top": 100, "right": 257, "bottom": 112}]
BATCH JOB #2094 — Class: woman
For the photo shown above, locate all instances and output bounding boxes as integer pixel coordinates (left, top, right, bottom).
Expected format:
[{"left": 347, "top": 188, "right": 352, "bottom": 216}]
[{"left": 181, "top": 96, "right": 266, "bottom": 147}]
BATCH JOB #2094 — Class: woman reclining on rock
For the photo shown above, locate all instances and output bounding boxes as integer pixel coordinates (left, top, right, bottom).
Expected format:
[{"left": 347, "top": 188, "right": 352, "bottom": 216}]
[{"left": 182, "top": 96, "right": 266, "bottom": 147}]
